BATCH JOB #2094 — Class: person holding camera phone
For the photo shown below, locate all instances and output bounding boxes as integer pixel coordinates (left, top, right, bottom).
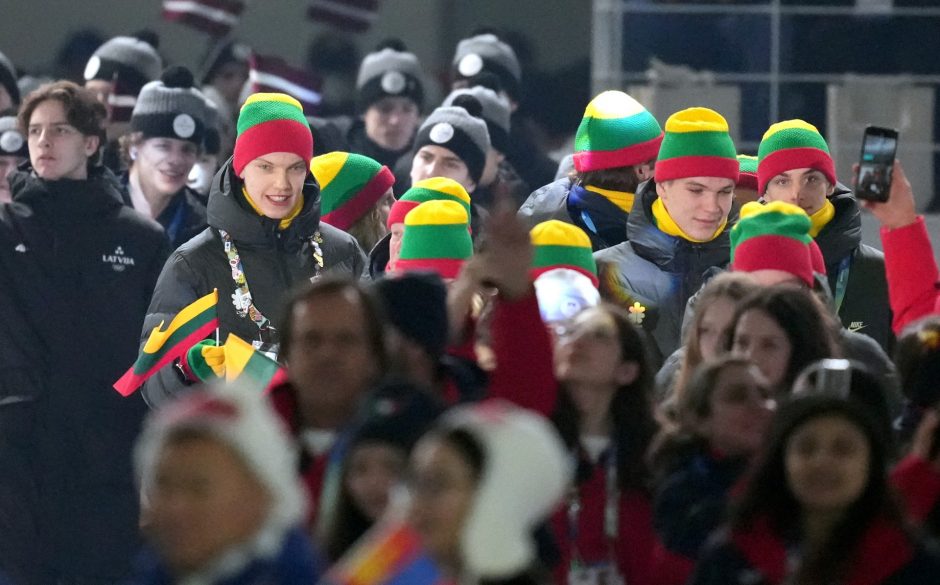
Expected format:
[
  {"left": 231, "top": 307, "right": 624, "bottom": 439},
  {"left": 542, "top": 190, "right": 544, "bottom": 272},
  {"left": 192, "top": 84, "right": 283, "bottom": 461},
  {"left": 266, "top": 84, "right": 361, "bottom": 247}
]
[
  {"left": 757, "top": 120, "right": 894, "bottom": 353},
  {"left": 861, "top": 159, "right": 940, "bottom": 333}
]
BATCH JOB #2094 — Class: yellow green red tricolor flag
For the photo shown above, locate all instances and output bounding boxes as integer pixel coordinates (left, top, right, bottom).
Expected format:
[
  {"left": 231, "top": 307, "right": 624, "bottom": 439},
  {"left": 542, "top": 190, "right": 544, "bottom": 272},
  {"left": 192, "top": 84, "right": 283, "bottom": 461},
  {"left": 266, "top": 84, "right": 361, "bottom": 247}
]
[
  {"left": 113, "top": 290, "right": 219, "bottom": 396},
  {"left": 223, "top": 333, "right": 281, "bottom": 389}
]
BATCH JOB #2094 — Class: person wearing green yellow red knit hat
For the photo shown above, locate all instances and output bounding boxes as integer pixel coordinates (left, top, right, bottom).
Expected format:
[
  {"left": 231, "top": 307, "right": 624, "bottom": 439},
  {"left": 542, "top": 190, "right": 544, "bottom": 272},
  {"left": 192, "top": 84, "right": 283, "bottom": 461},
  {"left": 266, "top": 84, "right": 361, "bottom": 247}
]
[
  {"left": 137, "top": 91, "right": 367, "bottom": 407},
  {"left": 651, "top": 106, "right": 738, "bottom": 242},
  {"left": 757, "top": 119, "right": 893, "bottom": 353},
  {"left": 392, "top": 200, "right": 473, "bottom": 280},
  {"left": 730, "top": 201, "right": 816, "bottom": 287},
  {"left": 736, "top": 154, "right": 760, "bottom": 204},
  {"left": 368, "top": 177, "right": 472, "bottom": 277},
  {"left": 758, "top": 120, "right": 838, "bottom": 237},
  {"left": 311, "top": 151, "right": 395, "bottom": 251},
  {"left": 530, "top": 220, "right": 598, "bottom": 287},
  {"left": 593, "top": 106, "right": 740, "bottom": 360},
  {"left": 518, "top": 90, "right": 662, "bottom": 251}
]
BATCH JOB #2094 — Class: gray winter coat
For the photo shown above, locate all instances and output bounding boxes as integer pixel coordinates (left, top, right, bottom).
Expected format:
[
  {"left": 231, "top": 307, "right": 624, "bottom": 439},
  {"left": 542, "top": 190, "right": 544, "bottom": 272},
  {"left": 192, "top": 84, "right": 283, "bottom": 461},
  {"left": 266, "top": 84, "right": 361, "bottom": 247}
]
[{"left": 594, "top": 181, "right": 734, "bottom": 364}]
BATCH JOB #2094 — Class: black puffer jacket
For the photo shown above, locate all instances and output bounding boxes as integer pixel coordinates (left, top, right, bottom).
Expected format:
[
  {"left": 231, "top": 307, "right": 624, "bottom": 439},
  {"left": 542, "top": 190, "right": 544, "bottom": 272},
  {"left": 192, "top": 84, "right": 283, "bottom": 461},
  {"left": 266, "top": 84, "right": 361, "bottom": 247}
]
[
  {"left": 0, "top": 166, "right": 168, "bottom": 584},
  {"left": 815, "top": 189, "right": 893, "bottom": 353},
  {"left": 140, "top": 158, "right": 366, "bottom": 408},
  {"left": 594, "top": 181, "right": 735, "bottom": 364}
]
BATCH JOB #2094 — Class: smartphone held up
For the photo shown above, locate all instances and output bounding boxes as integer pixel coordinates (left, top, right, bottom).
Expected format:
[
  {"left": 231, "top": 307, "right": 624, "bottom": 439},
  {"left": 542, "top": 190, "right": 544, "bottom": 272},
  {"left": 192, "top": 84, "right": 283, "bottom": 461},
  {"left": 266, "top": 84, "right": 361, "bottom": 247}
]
[{"left": 855, "top": 125, "right": 898, "bottom": 202}]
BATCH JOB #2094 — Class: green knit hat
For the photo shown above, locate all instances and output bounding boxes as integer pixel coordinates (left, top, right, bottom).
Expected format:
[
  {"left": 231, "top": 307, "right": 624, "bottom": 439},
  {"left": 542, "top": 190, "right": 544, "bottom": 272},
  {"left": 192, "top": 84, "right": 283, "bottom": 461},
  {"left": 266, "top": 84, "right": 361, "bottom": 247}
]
[
  {"left": 395, "top": 200, "right": 473, "bottom": 279},
  {"left": 573, "top": 91, "right": 663, "bottom": 173},
  {"left": 311, "top": 151, "right": 395, "bottom": 231},
  {"left": 757, "top": 119, "right": 836, "bottom": 195},
  {"left": 530, "top": 220, "right": 598, "bottom": 287},
  {"left": 387, "top": 177, "right": 472, "bottom": 229},
  {"left": 730, "top": 201, "right": 815, "bottom": 286},
  {"left": 737, "top": 154, "right": 759, "bottom": 191},
  {"left": 655, "top": 107, "right": 739, "bottom": 183},
  {"left": 233, "top": 92, "right": 313, "bottom": 176}
]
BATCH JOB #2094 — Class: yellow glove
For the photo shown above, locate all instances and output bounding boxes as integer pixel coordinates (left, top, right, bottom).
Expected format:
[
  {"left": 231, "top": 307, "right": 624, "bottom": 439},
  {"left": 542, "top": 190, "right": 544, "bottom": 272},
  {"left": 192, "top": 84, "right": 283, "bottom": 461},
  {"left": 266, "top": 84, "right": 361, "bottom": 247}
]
[{"left": 183, "top": 340, "right": 226, "bottom": 381}]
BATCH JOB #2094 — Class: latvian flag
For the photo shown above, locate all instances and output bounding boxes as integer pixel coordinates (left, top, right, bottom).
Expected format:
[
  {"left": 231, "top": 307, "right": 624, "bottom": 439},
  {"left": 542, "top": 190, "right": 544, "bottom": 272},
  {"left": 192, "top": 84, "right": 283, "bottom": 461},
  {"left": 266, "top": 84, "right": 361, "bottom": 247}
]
[
  {"left": 249, "top": 53, "right": 323, "bottom": 114},
  {"left": 307, "top": 0, "right": 380, "bottom": 33},
  {"left": 162, "top": 0, "right": 246, "bottom": 37}
]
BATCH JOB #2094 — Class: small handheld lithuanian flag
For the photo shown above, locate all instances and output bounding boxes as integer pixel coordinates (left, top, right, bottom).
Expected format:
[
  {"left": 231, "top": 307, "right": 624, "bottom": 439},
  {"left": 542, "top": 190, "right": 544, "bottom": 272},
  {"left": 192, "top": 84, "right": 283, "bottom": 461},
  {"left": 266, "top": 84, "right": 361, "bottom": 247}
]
[
  {"left": 223, "top": 333, "right": 281, "bottom": 389},
  {"left": 113, "top": 290, "right": 219, "bottom": 396},
  {"left": 321, "top": 520, "right": 453, "bottom": 585}
]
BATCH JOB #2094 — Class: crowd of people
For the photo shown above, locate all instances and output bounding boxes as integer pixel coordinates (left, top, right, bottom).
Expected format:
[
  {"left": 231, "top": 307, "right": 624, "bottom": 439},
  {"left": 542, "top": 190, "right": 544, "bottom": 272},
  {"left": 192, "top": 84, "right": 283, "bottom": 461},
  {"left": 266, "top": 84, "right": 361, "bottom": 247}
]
[{"left": 1, "top": 24, "right": 940, "bottom": 585}]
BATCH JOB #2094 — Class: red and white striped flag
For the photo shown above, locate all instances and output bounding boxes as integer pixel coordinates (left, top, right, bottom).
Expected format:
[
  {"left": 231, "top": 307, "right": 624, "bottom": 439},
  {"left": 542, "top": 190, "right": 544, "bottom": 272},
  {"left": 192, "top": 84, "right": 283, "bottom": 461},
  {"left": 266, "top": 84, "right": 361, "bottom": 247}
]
[
  {"left": 249, "top": 53, "right": 323, "bottom": 114},
  {"left": 162, "top": 0, "right": 246, "bottom": 37},
  {"left": 307, "top": 0, "right": 380, "bottom": 33}
]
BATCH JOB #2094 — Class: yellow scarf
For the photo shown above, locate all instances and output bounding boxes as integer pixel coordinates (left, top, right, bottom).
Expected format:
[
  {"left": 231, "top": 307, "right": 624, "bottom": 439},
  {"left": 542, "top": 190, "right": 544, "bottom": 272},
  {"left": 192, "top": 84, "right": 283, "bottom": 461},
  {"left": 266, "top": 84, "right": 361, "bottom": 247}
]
[
  {"left": 242, "top": 186, "right": 303, "bottom": 230},
  {"left": 651, "top": 197, "right": 727, "bottom": 243},
  {"left": 808, "top": 199, "right": 835, "bottom": 238},
  {"left": 585, "top": 184, "right": 635, "bottom": 214}
]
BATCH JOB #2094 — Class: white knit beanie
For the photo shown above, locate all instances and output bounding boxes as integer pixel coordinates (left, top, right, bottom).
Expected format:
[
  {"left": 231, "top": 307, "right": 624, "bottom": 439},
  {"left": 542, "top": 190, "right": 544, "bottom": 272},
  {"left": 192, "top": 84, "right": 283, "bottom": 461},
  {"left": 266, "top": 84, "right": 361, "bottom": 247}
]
[
  {"left": 440, "top": 400, "right": 571, "bottom": 580},
  {"left": 134, "top": 382, "right": 306, "bottom": 531}
]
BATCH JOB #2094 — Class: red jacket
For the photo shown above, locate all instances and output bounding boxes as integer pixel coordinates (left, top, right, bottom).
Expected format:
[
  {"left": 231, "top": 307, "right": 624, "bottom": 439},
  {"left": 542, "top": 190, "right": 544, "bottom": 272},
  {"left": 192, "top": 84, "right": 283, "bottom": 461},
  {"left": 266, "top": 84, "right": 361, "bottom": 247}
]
[
  {"left": 438, "top": 290, "right": 558, "bottom": 414},
  {"left": 881, "top": 217, "right": 940, "bottom": 333},
  {"left": 892, "top": 453, "right": 940, "bottom": 524},
  {"left": 549, "top": 461, "right": 655, "bottom": 585},
  {"left": 690, "top": 514, "right": 932, "bottom": 585}
]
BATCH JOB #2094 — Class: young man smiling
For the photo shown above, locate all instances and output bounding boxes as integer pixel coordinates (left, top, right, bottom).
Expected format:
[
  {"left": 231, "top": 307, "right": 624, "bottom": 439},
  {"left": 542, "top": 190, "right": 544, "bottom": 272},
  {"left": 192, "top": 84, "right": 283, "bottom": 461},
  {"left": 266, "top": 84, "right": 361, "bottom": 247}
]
[
  {"left": 757, "top": 120, "right": 892, "bottom": 352},
  {"left": 595, "top": 107, "right": 739, "bottom": 363}
]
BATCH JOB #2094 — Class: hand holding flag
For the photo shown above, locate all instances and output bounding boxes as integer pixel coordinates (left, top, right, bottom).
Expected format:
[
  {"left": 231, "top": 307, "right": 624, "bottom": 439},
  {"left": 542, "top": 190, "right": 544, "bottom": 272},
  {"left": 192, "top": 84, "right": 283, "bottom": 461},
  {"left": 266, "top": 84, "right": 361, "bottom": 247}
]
[
  {"left": 113, "top": 290, "right": 219, "bottom": 396},
  {"left": 223, "top": 333, "right": 282, "bottom": 391}
]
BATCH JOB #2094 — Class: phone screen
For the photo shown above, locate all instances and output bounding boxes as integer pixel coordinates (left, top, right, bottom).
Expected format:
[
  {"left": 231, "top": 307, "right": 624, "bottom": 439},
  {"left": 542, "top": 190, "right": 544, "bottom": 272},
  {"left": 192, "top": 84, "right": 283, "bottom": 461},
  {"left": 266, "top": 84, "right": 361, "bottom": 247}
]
[{"left": 857, "top": 128, "right": 898, "bottom": 201}]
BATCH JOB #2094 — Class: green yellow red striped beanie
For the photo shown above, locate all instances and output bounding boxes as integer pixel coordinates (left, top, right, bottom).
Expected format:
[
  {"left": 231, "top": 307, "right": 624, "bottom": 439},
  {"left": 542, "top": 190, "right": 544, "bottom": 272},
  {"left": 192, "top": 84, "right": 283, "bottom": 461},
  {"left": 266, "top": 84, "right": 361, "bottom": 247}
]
[
  {"left": 387, "top": 177, "right": 472, "bottom": 229},
  {"left": 731, "top": 200, "right": 815, "bottom": 286},
  {"left": 737, "top": 154, "right": 758, "bottom": 191},
  {"left": 654, "top": 107, "right": 738, "bottom": 183},
  {"left": 573, "top": 91, "right": 663, "bottom": 173},
  {"left": 757, "top": 119, "right": 836, "bottom": 194},
  {"left": 395, "top": 200, "right": 473, "bottom": 279},
  {"left": 310, "top": 151, "right": 394, "bottom": 231},
  {"left": 530, "top": 220, "right": 598, "bottom": 287},
  {"left": 233, "top": 92, "right": 313, "bottom": 176}
]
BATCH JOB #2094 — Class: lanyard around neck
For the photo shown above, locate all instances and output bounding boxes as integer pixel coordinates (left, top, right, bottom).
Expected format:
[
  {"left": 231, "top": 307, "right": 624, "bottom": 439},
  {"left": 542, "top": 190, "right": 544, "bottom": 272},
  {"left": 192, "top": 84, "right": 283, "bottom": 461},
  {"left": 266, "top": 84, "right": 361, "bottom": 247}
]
[
  {"left": 567, "top": 446, "right": 620, "bottom": 565},
  {"left": 219, "top": 228, "right": 325, "bottom": 336}
]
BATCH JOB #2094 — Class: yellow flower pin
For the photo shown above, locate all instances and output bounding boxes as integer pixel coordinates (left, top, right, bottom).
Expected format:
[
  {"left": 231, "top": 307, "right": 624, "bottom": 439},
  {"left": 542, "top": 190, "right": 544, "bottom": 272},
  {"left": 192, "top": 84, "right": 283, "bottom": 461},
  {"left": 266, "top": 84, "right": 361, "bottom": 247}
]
[{"left": 628, "top": 301, "right": 646, "bottom": 325}]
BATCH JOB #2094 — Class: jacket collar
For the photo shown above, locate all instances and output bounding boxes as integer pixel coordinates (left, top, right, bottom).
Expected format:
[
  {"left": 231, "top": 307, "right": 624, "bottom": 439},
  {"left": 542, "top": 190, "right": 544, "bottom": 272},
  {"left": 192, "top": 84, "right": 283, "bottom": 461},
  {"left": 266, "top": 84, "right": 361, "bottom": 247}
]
[
  {"left": 206, "top": 157, "right": 322, "bottom": 247},
  {"left": 814, "top": 187, "right": 862, "bottom": 265},
  {"left": 9, "top": 164, "right": 125, "bottom": 216},
  {"left": 626, "top": 180, "right": 736, "bottom": 272}
]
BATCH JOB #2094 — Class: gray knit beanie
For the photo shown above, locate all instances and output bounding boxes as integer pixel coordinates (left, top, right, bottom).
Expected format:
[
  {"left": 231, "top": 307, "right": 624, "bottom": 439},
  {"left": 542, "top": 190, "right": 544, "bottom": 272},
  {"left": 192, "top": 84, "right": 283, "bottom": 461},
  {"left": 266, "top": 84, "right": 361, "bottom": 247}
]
[
  {"left": 130, "top": 66, "right": 207, "bottom": 146},
  {"left": 452, "top": 34, "right": 521, "bottom": 100},
  {"left": 356, "top": 40, "right": 424, "bottom": 113},
  {"left": 0, "top": 113, "right": 27, "bottom": 158},
  {"left": 413, "top": 95, "right": 491, "bottom": 183},
  {"left": 443, "top": 85, "right": 510, "bottom": 153},
  {"left": 85, "top": 34, "right": 163, "bottom": 122},
  {"left": 0, "top": 51, "right": 20, "bottom": 106}
]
